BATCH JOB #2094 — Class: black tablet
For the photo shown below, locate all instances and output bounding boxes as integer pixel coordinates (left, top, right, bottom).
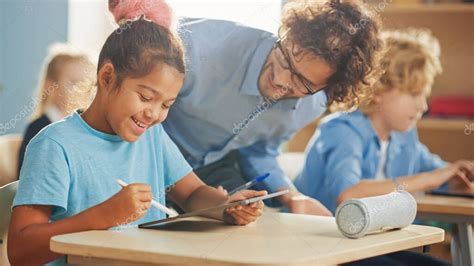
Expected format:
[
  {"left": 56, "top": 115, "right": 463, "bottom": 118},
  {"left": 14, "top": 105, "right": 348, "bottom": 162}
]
[
  {"left": 427, "top": 189, "right": 474, "bottom": 199},
  {"left": 139, "top": 190, "right": 289, "bottom": 228}
]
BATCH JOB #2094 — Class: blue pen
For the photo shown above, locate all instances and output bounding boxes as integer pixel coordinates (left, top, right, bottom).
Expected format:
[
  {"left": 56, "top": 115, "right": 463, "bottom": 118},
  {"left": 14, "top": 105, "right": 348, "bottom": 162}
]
[{"left": 228, "top": 173, "right": 271, "bottom": 195}]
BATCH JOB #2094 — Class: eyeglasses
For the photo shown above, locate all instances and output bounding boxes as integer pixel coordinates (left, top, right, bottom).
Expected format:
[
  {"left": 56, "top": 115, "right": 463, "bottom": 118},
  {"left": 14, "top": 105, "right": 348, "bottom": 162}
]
[{"left": 274, "top": 38, "right": 326, "bottom": 95}]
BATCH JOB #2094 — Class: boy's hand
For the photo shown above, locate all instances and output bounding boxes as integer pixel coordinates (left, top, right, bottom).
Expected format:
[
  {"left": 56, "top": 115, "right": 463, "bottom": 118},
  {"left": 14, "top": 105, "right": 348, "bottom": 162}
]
[
  {"left": 448, "top": 160, "right": 474, "bottom": 194},
  {"left": 431, "top": 160, "right": 473, "bottom": 187},
  {"left": 223, "top": 190, "right": 266, "bottom": 225},
  {"left": 98, "top": 183, "right": 152, "bottom": 228}
]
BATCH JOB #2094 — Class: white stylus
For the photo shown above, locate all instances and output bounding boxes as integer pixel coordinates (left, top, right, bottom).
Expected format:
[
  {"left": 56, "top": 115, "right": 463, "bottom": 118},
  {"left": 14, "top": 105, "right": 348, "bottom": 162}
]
[{"left": 116, "top": 179, "right": 177, "bottom": 217}]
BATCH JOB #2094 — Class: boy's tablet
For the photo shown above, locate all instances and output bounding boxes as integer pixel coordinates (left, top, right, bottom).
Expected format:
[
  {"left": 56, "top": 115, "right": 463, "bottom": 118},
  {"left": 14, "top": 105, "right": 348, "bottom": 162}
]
[
  {"left": 427, "top": 189, "right": 474, "bottom": 199},
  {"left": 138, "top": 190, "right": 289, "bottom": 228}
]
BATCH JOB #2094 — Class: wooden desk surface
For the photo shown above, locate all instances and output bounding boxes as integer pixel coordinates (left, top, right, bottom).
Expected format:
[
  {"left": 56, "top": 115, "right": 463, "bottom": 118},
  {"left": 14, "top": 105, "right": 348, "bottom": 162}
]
[
  {"left": 416, "top": 194, "right": 474, "bottom": 216},
  {"left": 50, "top": 212, "right": 444, "bottom": 265}
]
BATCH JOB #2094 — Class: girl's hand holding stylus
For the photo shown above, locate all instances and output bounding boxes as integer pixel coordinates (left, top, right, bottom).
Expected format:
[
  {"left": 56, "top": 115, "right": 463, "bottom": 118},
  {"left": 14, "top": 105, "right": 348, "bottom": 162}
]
[{"left": 98, "top": 183, "right": 153, "bottom": 228}]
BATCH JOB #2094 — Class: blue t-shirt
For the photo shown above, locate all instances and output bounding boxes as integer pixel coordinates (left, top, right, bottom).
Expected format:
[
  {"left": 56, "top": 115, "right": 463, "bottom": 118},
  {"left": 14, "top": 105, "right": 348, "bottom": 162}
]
[
  {"left": 294, "top": 110, "right": 446, "bottom": 213},
  {"left": 13, "top": 110, "right": 192, "bottom": 265}
]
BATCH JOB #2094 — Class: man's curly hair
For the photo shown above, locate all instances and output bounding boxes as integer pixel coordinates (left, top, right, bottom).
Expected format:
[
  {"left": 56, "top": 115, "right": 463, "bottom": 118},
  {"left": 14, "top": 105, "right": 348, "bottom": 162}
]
[{"left": 281, "top": 0, "right": 383, "bottom": 108}]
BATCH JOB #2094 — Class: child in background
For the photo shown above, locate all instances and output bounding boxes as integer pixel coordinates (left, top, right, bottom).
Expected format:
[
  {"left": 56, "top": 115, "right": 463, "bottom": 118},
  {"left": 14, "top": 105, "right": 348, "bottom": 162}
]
[
  {"left": 18, "top": 43, "right": 95, "bottom": 173},
  {"left": 8, "top": 1, "right": 265, "bottom": 265},
  {"left": 295, "top": 28, "right": 473, "bottom": 213},
  {"left": 294, "top": 28, "right": 473, "bottom": 266}
]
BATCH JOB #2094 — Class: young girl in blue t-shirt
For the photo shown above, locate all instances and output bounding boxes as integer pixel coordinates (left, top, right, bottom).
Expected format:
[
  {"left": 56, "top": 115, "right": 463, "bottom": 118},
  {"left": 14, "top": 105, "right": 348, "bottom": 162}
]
[{"left": 8, "top": 1, "right": 265, "bottom": 265}]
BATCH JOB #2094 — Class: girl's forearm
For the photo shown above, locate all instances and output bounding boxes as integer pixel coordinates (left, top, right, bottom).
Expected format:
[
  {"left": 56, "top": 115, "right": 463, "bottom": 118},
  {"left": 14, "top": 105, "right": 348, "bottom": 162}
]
[
  {"left": 8, "top": 205, "right": 110, "bottom": 265},
  {"left": 182, "top": 185, "right": 229, "bottom": 221}
]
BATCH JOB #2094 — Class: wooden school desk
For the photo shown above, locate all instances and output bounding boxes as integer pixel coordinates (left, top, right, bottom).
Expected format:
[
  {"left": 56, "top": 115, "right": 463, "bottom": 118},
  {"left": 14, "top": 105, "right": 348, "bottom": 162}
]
[
  {"left": 50, "top": 212, "right": 444, "bottom": 265},
  {"left": 416, "top": 194, "right": 474, "bottom": 266}
]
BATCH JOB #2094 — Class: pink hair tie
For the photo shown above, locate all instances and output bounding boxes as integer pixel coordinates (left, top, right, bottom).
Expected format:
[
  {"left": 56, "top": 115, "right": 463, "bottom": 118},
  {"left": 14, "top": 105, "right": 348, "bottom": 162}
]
[{"left": 110, "top": 0, "right": 175, "bottom": 30}]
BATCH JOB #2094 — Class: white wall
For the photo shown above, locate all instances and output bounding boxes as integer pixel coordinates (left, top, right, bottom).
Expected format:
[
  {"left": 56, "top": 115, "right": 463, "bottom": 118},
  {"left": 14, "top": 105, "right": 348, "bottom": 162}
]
[
  {"left": 68, "top": 0, "right": 282, "bottom": 62},
  {"left": 68, "top": 0, "right": 114, "bottom": 63},
  {"left": 170, "top": 0, "right": 281, "bottom": 33}
]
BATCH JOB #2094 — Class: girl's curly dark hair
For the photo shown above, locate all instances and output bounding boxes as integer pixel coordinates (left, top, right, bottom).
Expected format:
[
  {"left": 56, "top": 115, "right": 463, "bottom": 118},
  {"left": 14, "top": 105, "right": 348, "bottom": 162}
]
[{"left": 281, "top": 0, "right": 383, "bottom": 108}]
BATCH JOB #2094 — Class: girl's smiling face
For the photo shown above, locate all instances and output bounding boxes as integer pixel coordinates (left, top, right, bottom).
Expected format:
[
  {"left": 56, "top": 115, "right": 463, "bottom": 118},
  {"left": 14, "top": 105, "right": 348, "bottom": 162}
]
[{"left": 94, "top": 62, "right": 184, "bottom": 142}]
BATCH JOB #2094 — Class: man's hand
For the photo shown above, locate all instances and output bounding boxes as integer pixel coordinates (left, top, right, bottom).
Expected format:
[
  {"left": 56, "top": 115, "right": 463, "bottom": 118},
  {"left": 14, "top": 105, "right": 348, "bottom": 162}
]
[{"left": 279, "top": 190, "right": 332, "bottom": 216}]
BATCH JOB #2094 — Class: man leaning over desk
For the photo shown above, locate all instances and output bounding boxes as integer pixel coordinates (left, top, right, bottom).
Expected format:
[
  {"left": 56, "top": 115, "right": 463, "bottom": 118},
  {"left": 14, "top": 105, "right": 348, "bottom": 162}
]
[{"left": 162, "top": 0, "right": 383, "bottom": 214}]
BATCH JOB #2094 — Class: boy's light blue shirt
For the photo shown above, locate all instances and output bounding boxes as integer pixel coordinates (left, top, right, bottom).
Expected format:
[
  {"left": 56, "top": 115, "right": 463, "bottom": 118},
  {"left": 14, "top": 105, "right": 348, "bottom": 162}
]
[
  {"left": 294, "top": 110, "right": 447, "bottom": 213},
  {"left": 13, "top": 111, "right": 192, "bottom": 265},
  {"left": 164, "top": 18, "right": 328, "bottom": 195}
]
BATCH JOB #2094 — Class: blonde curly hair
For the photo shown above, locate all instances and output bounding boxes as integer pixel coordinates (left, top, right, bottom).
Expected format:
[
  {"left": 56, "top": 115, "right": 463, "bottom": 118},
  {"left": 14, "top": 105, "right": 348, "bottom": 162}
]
[{"left": 360, "top": 28, "right": 442, "bottom": 114}]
